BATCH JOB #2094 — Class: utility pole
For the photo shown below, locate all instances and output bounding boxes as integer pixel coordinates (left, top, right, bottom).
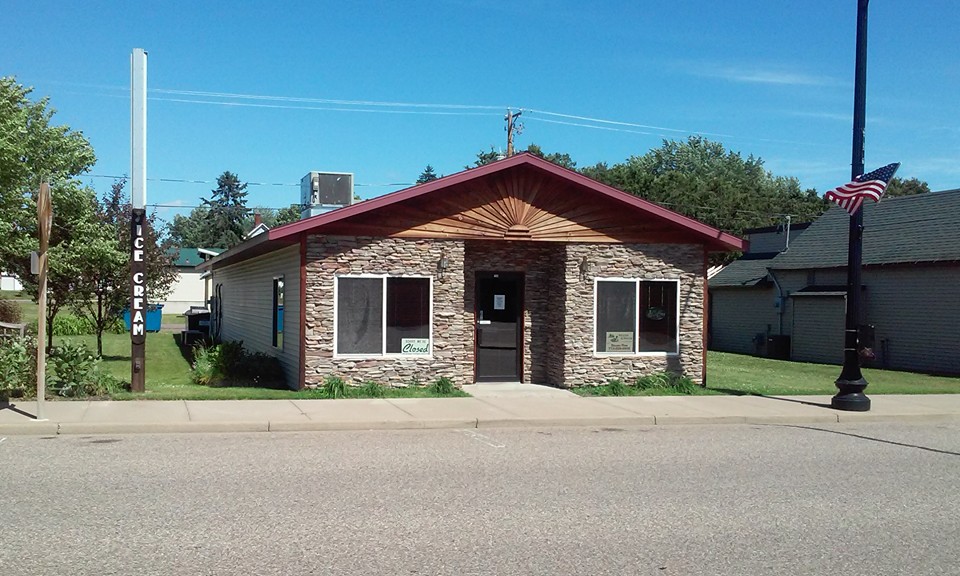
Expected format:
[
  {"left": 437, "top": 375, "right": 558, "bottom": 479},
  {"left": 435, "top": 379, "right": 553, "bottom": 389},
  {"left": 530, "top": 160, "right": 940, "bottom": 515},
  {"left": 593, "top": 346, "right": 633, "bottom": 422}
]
[
  {"left": 130, "top": 48, "right": 148, "bottom": 393},
  {"left": 505, "top": 109, "right": 523, "bottom": 156},
  {"left": 833, "top": 0, "right": 871, "bottom": 412}
]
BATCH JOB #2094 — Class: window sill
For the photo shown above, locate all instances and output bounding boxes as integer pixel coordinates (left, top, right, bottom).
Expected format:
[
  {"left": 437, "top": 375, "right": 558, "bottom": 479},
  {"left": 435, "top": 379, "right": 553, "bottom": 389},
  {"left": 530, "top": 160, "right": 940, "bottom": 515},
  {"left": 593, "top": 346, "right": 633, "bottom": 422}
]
[{"left": 593, "top": 352, "right": 679, "bottom": 358}]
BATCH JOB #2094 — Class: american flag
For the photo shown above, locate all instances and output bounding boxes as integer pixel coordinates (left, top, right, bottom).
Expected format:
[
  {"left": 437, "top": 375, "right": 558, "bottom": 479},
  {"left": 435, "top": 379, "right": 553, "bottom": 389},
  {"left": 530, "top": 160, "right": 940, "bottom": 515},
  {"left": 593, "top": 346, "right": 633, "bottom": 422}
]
[{"left": 825, "top": 162, "right": 900, "bottom": 215}]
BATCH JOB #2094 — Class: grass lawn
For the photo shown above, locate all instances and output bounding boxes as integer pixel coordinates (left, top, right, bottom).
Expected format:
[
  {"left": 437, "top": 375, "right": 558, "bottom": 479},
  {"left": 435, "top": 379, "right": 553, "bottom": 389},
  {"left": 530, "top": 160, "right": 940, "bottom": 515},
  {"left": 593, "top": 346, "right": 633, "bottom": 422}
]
[{"left": 706, "top": 351, "right": 960, "bottom": 395}]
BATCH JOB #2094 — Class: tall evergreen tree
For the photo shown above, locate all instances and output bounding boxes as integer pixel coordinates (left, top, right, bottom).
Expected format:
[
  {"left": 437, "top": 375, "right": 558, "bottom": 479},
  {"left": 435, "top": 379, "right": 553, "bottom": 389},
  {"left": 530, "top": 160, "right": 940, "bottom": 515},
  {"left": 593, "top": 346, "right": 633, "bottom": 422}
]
[
  {"left": 203, "top": 171, "right": 250, "bottom": 248},
  {"left": 417, "top": 165, "right": 439, "bottom": 184}
]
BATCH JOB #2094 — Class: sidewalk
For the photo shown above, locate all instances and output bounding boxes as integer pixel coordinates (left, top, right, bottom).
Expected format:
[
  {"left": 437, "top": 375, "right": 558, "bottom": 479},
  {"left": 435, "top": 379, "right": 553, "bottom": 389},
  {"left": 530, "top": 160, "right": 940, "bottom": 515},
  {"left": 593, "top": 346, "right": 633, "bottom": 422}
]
[{"left": 3, "top": 387, "right": 959, "bottom": 435}]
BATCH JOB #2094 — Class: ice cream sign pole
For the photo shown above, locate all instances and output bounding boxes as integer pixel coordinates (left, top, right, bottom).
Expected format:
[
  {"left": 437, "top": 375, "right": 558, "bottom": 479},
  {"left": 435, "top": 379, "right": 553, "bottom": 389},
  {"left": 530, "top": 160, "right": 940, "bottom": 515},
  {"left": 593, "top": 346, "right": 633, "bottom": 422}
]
[{"left": 130, "top": 47, "right": 147, "bottom": 392}]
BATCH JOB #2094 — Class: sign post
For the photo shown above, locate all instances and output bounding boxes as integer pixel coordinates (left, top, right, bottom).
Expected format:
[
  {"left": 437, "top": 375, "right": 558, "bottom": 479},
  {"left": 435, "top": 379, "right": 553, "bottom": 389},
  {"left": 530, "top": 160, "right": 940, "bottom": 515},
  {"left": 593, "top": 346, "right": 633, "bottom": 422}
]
[
  {"left": 35, "top": 181, "right": 51, "bottom": 420},
  {"left": 130, "top": 48, "right": 147, "bottom": 392}
]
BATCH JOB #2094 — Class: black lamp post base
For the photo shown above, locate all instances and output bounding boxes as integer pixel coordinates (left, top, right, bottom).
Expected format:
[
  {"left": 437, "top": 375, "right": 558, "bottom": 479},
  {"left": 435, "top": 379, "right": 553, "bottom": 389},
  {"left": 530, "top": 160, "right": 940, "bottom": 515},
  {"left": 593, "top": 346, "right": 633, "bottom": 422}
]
[{"left": 832, "top": 379, "right": 871, "bottom": 411}]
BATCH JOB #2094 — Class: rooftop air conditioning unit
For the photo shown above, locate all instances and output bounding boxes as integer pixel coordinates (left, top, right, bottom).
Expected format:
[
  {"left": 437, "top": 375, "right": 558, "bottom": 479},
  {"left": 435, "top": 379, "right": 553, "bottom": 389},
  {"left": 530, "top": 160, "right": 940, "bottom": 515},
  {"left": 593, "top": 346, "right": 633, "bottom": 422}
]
[{"left": 300, "top": 172, "right": 354, "bottom": 219}]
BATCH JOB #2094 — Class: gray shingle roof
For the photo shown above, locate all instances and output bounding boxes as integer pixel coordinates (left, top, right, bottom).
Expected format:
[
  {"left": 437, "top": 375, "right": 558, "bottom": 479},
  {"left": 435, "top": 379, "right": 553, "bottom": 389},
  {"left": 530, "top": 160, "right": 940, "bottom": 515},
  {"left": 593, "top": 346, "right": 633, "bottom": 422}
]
[
  {"left": 709, "top": 253, "right": 777, "bottom": 287},
  {"left": 769, "top": 189, "right": 960, "bottom": 269}
]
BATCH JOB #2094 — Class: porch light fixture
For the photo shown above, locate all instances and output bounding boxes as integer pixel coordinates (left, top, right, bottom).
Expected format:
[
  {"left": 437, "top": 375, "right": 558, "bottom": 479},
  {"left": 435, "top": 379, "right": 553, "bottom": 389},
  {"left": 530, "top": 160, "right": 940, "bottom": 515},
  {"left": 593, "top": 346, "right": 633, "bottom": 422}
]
[
  {"left": 579, "top": 256, "right": 591, "bottom": 281},
  {"left": 437, "top": 252, "right": 450, "bottom": 279}
]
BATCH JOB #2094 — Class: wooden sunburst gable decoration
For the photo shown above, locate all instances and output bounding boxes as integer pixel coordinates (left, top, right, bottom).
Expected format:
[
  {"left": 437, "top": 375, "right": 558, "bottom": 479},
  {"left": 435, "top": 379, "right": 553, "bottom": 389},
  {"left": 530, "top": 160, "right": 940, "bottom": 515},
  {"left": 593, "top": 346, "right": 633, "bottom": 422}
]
[{"left": 328, "top": 169, "right": 683, "bottom": 243}]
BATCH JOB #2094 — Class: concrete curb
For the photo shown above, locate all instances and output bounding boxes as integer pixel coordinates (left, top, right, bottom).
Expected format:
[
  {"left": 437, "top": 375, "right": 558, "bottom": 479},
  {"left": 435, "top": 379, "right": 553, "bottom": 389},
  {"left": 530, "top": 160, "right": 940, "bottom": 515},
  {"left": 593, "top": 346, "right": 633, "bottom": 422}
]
[{"left": 3, "top": 412, "right": 959, "bottom": 436}]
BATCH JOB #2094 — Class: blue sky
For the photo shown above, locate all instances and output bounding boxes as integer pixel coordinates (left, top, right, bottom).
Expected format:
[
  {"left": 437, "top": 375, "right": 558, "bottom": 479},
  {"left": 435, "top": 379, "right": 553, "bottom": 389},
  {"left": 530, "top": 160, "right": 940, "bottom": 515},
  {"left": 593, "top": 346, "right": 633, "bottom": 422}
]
[{"left": 4, "top": 0, "right": 958, "bottom": 225}]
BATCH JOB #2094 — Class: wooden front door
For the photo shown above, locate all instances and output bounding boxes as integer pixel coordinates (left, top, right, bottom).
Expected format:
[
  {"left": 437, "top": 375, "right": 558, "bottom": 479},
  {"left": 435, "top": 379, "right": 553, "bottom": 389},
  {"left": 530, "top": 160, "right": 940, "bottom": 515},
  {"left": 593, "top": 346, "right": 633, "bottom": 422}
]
[{"left": 475, "top": 272, "right": 523, "bottom": 382}]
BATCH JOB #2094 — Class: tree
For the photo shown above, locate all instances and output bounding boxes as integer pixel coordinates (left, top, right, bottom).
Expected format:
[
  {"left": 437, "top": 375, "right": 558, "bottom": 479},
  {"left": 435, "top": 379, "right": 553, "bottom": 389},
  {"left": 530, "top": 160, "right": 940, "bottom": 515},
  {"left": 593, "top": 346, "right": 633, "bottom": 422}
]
[
  {"left": 417, "top": 165, "right": 440, "bottom": 184},
  {"left": 0, "top": 76, "right": 96, "bottom": 279},
  {"left": 582, "top": 136, "right": 828, "bottom": 262},
  {"left": 72, "top": 179, "right": 177, "bottom": 356},
  {"left": 524, "top": 144, "right": 577, "bottom": 170},
  {"left": 468, "top": 144, "right": 576, "bottom": 169},
  {"left": 202, "top": 171, "right": 250, "bottom": 248},
  {"left": 884, "top": 177, "right": 931, "bottom": 197},
  {"left": 275, "top": 204, "right": 301, "bottom": 226},
  {"left": 164, "top": 206, "right": 212, "bottom": 249},
  {"left": 9, "top": 183, "right": 100, "bottom": 351}
]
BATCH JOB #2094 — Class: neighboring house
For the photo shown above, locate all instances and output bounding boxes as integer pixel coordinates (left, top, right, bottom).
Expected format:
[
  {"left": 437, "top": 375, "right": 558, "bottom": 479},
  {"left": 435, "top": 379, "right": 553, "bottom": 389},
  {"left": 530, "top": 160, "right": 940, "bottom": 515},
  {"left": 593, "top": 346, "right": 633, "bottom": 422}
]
[
  {"left": 158, "top": 247, "right": 223, "bottom": 313},
  {"left": 199, "top": 154, "right": 744, "bottom": 390},
  {"left": 1, "top": 271, "right": 23, "bottom": 292},
  {"left": 245, "top": 213, "right": 270, "bottom": 239},
  {"left": 708, "top": 222, "right": 810, "bottom": 356},
  {"left": 710, "top": 189, "right": 960, "bottom": 375}
]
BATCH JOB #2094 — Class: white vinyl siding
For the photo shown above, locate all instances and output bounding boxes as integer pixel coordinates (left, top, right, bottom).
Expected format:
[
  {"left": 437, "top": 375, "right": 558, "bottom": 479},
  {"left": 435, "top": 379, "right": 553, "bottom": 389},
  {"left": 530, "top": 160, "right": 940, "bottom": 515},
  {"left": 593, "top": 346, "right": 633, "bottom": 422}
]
[{"left": 212, "top": 245, "right": 300, "bottom": 388}]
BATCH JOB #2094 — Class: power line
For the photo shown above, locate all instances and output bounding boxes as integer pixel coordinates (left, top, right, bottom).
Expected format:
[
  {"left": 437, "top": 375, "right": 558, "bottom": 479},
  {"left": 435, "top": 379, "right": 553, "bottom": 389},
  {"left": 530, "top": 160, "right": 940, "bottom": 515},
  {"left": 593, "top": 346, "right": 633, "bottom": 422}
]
[{"left": 85, "top": 174, "right": 414, "bottom": 188}]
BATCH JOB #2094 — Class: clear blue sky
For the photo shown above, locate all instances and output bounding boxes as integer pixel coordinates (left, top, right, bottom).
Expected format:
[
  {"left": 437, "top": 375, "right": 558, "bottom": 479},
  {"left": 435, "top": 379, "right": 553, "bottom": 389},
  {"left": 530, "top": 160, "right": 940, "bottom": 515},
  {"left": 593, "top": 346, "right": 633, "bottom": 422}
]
[{"left": 4, "top": 0, "right": 958, "bottom": 225}]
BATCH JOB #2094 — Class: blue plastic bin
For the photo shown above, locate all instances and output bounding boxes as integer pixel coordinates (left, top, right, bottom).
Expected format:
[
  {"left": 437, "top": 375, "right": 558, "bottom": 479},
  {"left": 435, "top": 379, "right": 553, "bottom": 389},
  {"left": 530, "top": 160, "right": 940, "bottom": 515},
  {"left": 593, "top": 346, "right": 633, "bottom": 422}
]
[{"left": 123, "top": 304, "right": 164, "bottom": 333}]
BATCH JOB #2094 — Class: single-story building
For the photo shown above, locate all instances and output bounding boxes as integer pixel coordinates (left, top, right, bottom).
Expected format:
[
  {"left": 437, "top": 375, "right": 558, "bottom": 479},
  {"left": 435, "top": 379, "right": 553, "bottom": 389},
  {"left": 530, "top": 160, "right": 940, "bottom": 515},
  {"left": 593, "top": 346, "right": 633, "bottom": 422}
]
[
  {"left": 158, "top": 247, "right": 222, "bottom": 313},
  {"left": 709, "top": 189, "right": 960, "bottom": 375},
  {"left": 199, "top": 153, "right": 744, "bottom": 389}
]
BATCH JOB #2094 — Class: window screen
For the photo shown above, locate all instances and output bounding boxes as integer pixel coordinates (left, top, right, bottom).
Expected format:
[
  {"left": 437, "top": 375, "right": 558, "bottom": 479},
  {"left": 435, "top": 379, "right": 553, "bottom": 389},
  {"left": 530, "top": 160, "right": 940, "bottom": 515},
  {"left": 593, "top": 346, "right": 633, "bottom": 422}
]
[
  {"left": 337, "top": 277, "right": 383, "bottom": 354},
  {"left": 639, "top": 281, "right": 678, "bottom": 352},
  {"left": 596, "top": 281, "right": 637, "bottom": 353},
  {"left": 386, "top": 277, "right": 430, "bottom": 354}
]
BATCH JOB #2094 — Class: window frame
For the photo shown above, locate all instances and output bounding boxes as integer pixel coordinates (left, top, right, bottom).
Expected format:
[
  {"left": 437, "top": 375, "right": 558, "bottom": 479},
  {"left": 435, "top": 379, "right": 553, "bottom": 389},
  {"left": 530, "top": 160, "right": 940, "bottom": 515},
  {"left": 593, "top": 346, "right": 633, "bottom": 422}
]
[
  {"left": 593, "top": 277, "right": 681, "bottom": 356},
  {"left": 333, "top": 274, "right": 434, "bottom": 358}
]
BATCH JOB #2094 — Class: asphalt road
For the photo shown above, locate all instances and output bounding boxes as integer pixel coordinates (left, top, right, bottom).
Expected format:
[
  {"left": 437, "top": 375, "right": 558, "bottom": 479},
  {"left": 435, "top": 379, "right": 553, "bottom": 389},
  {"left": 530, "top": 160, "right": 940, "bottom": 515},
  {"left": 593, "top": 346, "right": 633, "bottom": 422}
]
[{"left": 2, "top": 422, "right": 958, "bottom": 576}]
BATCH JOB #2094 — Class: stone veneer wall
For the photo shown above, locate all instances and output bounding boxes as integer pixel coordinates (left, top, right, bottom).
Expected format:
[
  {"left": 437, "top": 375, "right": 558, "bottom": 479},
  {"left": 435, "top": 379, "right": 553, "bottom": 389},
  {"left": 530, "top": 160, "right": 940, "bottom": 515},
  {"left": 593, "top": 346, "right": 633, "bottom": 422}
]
[
  {"left": 463, "top": 241, "right": 566, "bottom": 384},
  {"left": 563, "top": 243, "right": 706, "bottom": 386},
  {"left": 303, "top": 236, "right": 705, "bottom": 388},
  {"left": 304, "top": 236, "right": 472, "bottom": 386}
]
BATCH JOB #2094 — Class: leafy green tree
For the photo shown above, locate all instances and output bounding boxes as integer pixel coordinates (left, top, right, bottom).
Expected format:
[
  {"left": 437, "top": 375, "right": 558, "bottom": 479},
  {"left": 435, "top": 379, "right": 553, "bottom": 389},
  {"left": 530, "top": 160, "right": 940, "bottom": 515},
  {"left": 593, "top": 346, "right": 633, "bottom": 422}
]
[
  {"left": 417, "top": 165, "right": 440, "bottom": 184},
  {"left": 582, "top": 137, "right": 827, "bottom": 262},
  {"left": 275, "top": 204, "right": 301, "bottom": 226},
  {"left": 9, "top": 183, "right": 99, "bottom": 351},
  {"left": 202, "top": 171, "right": 250, "bottom": 248},
  {"left": 524, "top": 144, "right": 577, "bottom": 170},
  {"left": 0, "top": 76, "right": 96, "bottom": 282},
  {"left": 72, "top": 179, "right": 177, "bottom": 356},
  {"left": 884, "top": 177, "right": 930, "bottom": 197},
  {"left": 164, "top": 206, "right": 212, "bottom": 249}
]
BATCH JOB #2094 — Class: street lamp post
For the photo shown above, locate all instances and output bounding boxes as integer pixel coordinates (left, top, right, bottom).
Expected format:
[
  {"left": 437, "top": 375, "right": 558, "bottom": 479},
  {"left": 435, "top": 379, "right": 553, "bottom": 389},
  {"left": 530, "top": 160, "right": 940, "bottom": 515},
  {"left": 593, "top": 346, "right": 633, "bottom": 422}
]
[{"left": 833, "top": 0, "right": 871, "bottom": 412}]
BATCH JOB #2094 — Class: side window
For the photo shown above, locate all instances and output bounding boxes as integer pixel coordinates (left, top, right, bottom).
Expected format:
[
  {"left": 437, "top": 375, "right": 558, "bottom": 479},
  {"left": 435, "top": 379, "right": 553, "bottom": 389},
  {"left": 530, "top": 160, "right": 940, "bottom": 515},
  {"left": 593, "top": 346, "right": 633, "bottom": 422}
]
[{"left": 272, "top": 276, "right": 284, "bottom": 349}]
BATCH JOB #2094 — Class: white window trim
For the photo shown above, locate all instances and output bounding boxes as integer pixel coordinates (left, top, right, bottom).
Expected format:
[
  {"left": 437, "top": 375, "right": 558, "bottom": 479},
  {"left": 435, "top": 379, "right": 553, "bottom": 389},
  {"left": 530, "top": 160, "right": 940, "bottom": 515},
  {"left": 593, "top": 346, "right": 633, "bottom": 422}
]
[
  {"left": 593, "top": 277, "right": 681, "bottom": 357},
  {"left": 333, "top": 274, "right": 434, "bottom": 358}
]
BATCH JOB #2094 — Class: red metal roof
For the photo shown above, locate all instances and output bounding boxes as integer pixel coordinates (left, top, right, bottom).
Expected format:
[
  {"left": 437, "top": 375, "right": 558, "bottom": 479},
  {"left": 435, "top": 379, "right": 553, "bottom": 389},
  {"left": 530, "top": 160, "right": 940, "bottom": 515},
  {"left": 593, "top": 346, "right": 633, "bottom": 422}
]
[{"left": 202, "top": 153, "right": 745, "bottom": 270}]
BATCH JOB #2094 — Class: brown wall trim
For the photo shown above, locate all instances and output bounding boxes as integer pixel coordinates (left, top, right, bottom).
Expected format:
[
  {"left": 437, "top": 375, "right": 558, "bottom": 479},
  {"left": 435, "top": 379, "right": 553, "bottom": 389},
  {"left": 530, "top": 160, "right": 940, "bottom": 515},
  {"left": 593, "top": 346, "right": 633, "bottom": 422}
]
[
  {"left": 298, "top": 234, "right": 307, "bottom": 390},
  {"left": 702, "top": 249, "right": 709, "bottom": 386}
]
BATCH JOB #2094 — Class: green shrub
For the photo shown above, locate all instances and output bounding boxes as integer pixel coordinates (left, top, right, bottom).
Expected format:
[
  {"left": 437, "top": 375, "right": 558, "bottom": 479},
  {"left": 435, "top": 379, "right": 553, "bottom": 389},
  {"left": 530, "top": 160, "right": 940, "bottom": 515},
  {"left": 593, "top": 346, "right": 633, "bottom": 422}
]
[
  {"left": 606, "top": 378, "right": 627, "bottom": 395},
  {"left": 671, "top": 374, "right": 697, "bottom": 395},
  {"left": 48, "top": 341, "right": 123, "bottom": 397},
  {"left": 635, "top": 372, "right": 672, "bottom": 390},
  {"left": 0, "top": 300, "right": 23, "bottom": 324},
  {"left": 323, "top": 375, "right": 346, "bottom": 399},
  {"left": 54, "top": 314, "right": 94, "bottom": 336},
  {"left": 191, "top": 344, "right": 226, "bottom": 386},
  {"left": 635, "top": 371, "right": 697, "bottom": 394},
  {"left": 190, "top": 340, "right": 285, "bottom": 388},
  {"left": 0, "top": 334, "right": 37, "bottom": 398},
  {"left": 360, "top": 380, "right": 385, "bottom": 398},
  {"left": 429, "top": 376, "right": 455, "bottom": 396}
]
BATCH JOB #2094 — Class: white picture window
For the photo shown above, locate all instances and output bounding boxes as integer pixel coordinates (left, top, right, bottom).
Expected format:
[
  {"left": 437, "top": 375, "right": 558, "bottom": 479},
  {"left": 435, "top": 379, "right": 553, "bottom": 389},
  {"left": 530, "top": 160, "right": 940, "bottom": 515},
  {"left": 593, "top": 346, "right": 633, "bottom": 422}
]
[
  {"left": 595, "top": 278, "right": 679, "bottom": 354},
  {"left": 335, "top": 276, "right": 432, "bottom": 356}
]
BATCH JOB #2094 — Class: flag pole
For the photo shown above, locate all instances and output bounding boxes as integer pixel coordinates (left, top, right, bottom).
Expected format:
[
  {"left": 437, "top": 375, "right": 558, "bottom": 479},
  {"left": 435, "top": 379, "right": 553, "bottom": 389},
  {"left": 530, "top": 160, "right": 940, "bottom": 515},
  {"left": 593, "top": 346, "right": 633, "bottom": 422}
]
[{"left": 833, "top": 0, "right": 871, "bottom": 411}]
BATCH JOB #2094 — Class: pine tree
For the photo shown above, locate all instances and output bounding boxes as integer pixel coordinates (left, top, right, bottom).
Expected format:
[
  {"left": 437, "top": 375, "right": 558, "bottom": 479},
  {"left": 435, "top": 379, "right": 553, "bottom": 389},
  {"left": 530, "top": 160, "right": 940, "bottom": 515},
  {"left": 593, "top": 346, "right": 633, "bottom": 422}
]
[{"left": 203, "top": 171, "right": 250, "bottom": 248}]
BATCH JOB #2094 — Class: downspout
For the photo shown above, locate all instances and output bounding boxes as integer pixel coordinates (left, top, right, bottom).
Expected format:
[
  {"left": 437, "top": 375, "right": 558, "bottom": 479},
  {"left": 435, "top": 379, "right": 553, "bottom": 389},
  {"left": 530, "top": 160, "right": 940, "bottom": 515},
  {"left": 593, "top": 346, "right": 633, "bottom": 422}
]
[{"left": 767, "top": 267, "right": 785, "bottom": 335}]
